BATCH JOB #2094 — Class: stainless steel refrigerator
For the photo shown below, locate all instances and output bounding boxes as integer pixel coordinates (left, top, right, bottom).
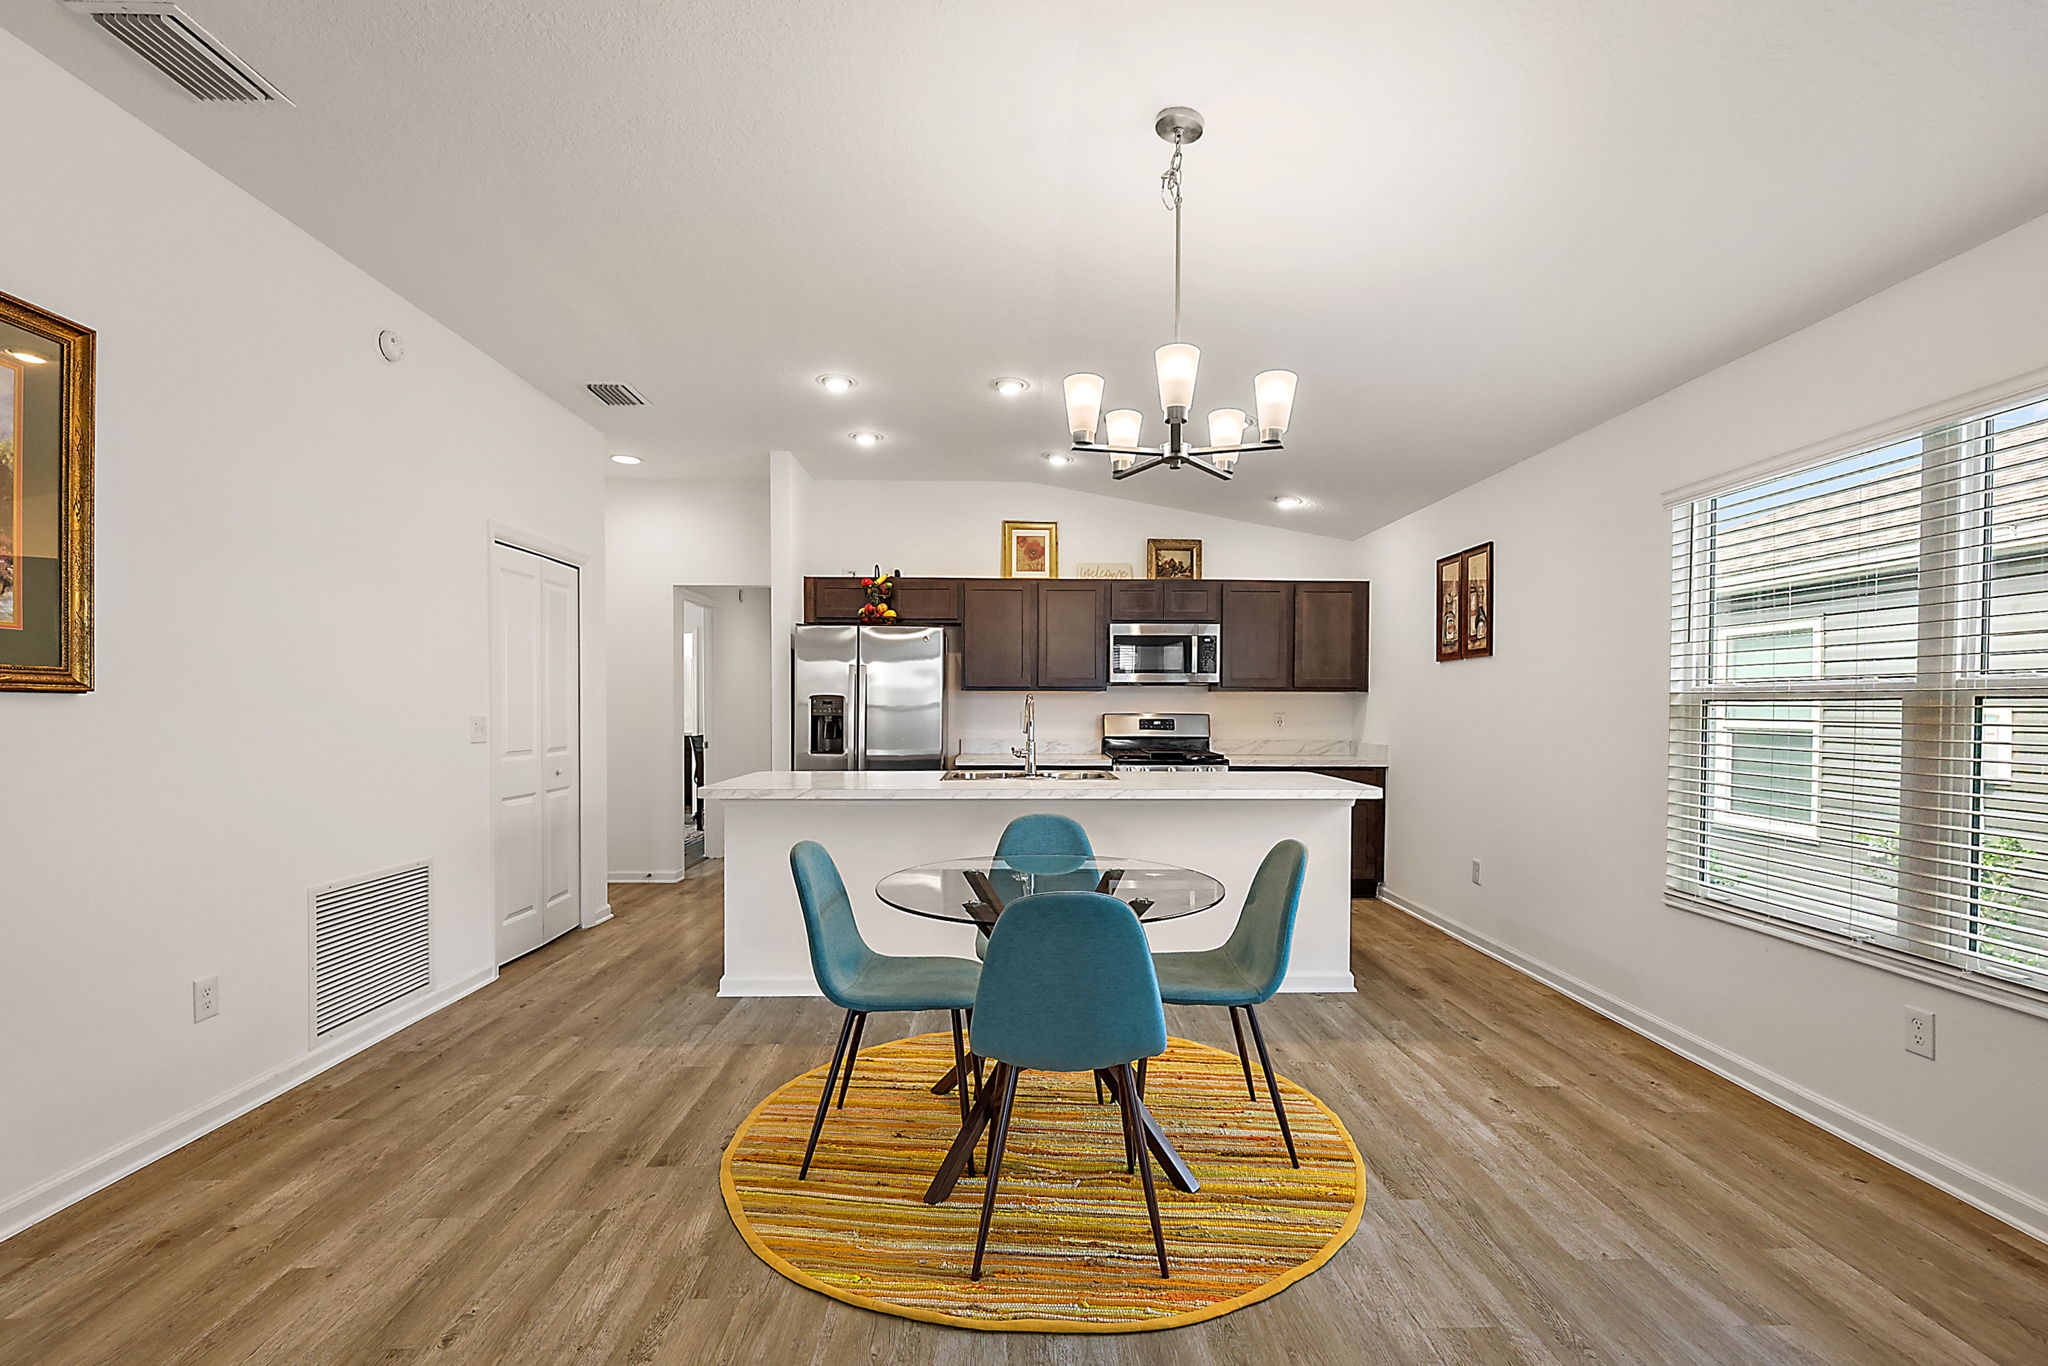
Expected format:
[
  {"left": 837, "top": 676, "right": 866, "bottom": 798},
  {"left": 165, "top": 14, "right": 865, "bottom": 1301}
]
[{"left": 792, "top": 625, "right": 950, "bottom": 771}]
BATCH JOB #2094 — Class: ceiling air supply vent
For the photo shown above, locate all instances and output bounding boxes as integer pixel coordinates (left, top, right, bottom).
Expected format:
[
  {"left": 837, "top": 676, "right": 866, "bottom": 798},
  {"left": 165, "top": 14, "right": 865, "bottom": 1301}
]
[
  {"left": 64, "top": 2, "right": 289, "bottom": 102},
  {"left": 587, "top": 383, "right": 647, "bottom": 406}
]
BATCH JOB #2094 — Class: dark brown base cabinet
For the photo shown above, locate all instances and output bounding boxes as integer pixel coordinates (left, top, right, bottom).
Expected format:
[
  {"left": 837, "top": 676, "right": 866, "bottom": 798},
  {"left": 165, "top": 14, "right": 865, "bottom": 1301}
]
[
  {"left": 804, "top": 575, "right": 1368, "bottom": 694},
  {"left": 1283, "top": 766, "right": 1386, "bottom": 894}
]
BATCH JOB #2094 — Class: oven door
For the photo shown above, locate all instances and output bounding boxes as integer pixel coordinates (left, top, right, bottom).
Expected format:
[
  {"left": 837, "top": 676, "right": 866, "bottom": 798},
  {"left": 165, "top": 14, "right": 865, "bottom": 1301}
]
[{"left": 1108, "top": 623, "right": 1221, "bottom": 685}]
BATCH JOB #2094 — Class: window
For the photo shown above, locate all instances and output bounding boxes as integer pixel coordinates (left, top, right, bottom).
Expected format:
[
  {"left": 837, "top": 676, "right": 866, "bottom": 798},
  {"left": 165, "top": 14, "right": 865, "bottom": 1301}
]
[{"left": 1670, "top": 392, "right": 2048, "bottom": 1003}]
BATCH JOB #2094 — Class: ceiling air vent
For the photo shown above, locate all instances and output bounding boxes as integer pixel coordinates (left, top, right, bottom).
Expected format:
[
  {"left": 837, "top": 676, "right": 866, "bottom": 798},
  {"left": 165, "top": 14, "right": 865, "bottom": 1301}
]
[
  {"left": 587, "top": 383, "right": 647, "bottom": 407},
  {"left": 64, "top": 2, "right": 289, "bottom": 103}
]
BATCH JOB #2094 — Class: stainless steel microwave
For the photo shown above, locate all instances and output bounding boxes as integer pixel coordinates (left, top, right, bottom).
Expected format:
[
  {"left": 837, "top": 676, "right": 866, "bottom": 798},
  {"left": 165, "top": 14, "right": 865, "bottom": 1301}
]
[{"left": 1108, "top": 622, "right": 1222, "bottom": 685}]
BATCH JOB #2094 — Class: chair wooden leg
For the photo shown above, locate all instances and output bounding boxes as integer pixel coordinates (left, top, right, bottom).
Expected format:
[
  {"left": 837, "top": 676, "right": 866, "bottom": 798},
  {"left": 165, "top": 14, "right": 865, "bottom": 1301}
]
[
  {"left": 949, "top": 1010, "right": 976, "bottom": 1178},
  {"left": 970, "top": 1066, "right": 1021, "bottom": 1281},
  {"left": 834, "top": 1012, "right": 868, "bottom": 1109},
  {"left": 799, "top": 1010, "right": 859, "bottom": 1180},
  {"left": 1136, "top": 1055, "right": 1148, "bottom": 1095},
  {"left": 925, "top": 1061, "right": 1006, "bottom": 1204},
  {"left": 1120, "top": 1064, "right": 1170, "bottom": 1278},
  {"left": 1243, "top": 1005, "right": 1300, "bottom": 1168},
  {"left": 1106, "top": 1068, "right": 1137, "bottom": 1173},
  {"left": 1093, "top": 1070, "right": 1107, "bottom": 1105},
  {"left": 1228, "top": 1006, "right": 1259, "bottom": 1099}
]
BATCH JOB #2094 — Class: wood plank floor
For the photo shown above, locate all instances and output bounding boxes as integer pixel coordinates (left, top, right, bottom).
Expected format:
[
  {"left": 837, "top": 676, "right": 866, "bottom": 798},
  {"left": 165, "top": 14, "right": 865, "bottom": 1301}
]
[{"left": 4, "top": 868, "right": 2046, "bottom": 1365}]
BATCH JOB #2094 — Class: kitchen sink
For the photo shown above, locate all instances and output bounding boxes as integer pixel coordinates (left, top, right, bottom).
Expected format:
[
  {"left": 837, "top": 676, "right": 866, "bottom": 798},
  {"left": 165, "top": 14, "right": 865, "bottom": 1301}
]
[{"left": 941, "top": 770, "right": 1119, "bottom": 781}]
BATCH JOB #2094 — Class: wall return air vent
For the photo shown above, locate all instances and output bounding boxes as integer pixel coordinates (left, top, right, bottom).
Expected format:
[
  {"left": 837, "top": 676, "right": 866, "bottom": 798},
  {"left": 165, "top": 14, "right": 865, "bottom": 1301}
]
[
  {"left": 586, "top": 383, "right": 647, "bottom": 407},
  {"left": 64, "top": 1, "right": 289, "bottom": 103},
  {"left": 307, "top": 861, "right": 431, "bottom": 1043}
]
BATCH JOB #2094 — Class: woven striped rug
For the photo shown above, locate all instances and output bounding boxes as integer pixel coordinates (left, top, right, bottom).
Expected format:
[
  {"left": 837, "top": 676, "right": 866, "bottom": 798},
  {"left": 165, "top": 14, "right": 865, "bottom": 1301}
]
[{"left": 720, "top": 1031, "right": 1365, "bottom": 1332}]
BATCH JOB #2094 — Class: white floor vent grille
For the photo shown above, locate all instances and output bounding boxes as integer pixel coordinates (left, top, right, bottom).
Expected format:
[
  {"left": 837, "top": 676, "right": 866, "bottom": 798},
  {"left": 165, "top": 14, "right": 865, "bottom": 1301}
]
[{"left": 309, "top": 862, "right": 431, "bottom": 1041}]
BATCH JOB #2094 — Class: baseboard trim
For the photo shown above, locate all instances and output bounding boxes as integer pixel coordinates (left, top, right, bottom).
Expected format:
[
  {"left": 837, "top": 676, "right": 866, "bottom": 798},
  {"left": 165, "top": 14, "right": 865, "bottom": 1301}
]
[
  {"left": 1377, "top": 888, "right": 2048, "bottom": 1245},
  {"left": 0, "top": 966, "right": 498, "bottom": 1245},
  {"left": 718, "top": 973, "right": 819, "bottom": 998},
  {"left": 584, "top": 903, "right": 614, "bottom": 928},
  {"left": 607, "top": 869, "right": 684, "bottom": 884},
  {"left": 1277, "top": 970, "right": 1355, "bottom": 994}
]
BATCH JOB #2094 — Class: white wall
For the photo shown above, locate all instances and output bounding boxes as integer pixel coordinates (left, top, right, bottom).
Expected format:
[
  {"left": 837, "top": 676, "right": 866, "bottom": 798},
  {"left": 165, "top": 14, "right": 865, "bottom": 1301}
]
[
  {"left": 802, "top": 479, "right": 1360, "bottom": 581},
  {"left": 0, "top": 32, "right": 607, "bottom": 1239},
  {"left": 1355, "top": 210, "right": 2048, "bottom": 1239},
  {"left": 603, "top": 479, "right": 769, "bottom": 876}
]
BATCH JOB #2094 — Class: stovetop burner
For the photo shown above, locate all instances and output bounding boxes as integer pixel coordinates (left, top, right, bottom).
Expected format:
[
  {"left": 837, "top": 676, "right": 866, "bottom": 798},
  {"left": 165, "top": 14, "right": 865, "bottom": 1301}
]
[{"left": 1100, "top": 713, "right": 1228, "bottom": 770}]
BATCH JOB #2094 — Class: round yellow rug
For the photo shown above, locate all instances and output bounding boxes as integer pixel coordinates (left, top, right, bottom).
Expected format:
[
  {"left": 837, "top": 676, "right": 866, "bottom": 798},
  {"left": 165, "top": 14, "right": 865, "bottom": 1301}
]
[{"left": 720, "top": 1031, "right": 1365, "bottom": 1332}]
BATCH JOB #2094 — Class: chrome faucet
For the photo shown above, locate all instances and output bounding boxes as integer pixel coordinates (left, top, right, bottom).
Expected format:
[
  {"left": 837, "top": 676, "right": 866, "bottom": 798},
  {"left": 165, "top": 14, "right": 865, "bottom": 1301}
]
[{"left": 1011, "top": 693, "right": 1039, "bottom": 776}]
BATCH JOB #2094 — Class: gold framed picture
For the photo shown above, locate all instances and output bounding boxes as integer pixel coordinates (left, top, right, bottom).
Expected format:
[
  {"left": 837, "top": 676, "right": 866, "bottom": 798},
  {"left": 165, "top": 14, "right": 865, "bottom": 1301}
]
[
  {"left": 1000, "top": 520, "right": 1058, "bottom": 578},
  {"left": 1, "top": 289, "right": 94, "bottom": 692},
  {"left": 1145, "top": 538, "right": 1202, "bottom": 579}
]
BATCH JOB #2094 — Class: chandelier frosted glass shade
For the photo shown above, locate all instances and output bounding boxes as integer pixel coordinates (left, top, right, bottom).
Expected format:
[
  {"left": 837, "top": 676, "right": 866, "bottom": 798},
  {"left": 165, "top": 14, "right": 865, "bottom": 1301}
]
[
  {"left": 1255, "top": 370, "right": 1298, "bottom": 441},
  {"left": 1154, "top": 344, "right": 1200, "bottom": 416},
  {"left": 1063, "top": 373, "right": 1105, "bottom": 442},
  {"left": 1104, "top": 409, "right": 1144, "bottom": 449}
]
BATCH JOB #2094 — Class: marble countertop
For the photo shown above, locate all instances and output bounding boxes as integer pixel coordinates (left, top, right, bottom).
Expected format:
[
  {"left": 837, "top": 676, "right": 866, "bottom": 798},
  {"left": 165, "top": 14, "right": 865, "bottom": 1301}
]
[{"left": 704, "top": 770, "right": 1383, "bottom": 801}]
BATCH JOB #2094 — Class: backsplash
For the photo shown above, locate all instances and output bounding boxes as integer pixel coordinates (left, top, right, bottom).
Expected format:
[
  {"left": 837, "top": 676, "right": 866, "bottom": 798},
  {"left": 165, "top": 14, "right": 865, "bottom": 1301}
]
[{"left": 949, "top": 686, "right": 1366, "bottom": 757}]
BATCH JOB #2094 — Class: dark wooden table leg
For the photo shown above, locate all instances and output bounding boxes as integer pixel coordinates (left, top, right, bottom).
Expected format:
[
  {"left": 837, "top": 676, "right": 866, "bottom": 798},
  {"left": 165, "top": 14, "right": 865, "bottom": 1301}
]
[{"left": 925, "top": 1062, "right": 1007, "bottom": 1205}]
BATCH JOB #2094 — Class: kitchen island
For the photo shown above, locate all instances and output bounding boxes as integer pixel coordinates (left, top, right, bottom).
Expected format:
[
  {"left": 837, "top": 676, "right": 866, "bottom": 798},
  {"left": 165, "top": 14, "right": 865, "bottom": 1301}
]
[{"left": 704, "top": 769, "right": 1380, "bottom": 996}]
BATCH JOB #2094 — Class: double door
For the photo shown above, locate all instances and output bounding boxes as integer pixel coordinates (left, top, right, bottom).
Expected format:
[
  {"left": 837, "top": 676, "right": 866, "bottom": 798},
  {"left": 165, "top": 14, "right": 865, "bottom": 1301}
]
[{"left": 489, "top": 543, "right": 582, "bottom": 964}]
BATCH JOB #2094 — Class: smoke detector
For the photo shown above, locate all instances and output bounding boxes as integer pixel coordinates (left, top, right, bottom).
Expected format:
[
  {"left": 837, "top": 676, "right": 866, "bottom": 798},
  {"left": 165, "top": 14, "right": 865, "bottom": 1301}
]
[{"left": 63, "top": 2, "right": 289, "bottom": 103}]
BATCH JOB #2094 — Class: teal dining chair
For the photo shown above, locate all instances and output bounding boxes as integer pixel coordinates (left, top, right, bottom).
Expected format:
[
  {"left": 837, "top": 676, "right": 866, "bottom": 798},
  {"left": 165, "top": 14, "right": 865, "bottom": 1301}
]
[
  {"left": 922, "top": 890, "right": 1181, "bottom": 1281},
  {"left": 789, "top": 841, "right": 982, "bottom": 1179},
  {"left": 1150, "top": 840, "right": 1308, "bottom": 1166},
  {"left": 982, "top": 813, "right": 1097, "bottom": 932}
]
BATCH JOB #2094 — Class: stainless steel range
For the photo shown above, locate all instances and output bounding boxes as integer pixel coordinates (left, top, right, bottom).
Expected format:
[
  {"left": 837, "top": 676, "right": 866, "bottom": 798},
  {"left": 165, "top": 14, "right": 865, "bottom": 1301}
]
[{"left": 1100, "top": 713, "right": 1229, "bottom": 772}]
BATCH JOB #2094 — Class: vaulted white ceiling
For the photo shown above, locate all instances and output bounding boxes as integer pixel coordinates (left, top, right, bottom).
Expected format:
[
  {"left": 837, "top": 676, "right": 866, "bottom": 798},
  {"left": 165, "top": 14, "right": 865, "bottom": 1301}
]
[{"left": 12, "top": 0, "right": 2048, "bottom": 535}]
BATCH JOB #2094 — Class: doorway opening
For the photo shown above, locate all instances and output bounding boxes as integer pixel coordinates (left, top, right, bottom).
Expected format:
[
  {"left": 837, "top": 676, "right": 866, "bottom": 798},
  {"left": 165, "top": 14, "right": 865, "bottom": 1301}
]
[{"left": 677, "top": 586, "right": 772, "bottom": 872}]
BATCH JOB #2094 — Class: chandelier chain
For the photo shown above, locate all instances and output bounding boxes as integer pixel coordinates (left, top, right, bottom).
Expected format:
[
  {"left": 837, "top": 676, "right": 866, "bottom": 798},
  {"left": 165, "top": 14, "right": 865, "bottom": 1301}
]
[{"left": 1161, "top": 130, "right": 1184, "bottom": 342}]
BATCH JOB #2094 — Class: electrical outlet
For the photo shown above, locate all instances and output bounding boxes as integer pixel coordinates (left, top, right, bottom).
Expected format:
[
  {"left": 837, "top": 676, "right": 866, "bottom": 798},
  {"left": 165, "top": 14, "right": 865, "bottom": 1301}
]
[
  {"left": 1470, "top": 859, "right": 1483, "bottom": 886},
  {"left": 192, "top": 976, "right": 220, "bottom": 1023},
  {"left": 1273, "top": 712, "right": 1286, "bottom": 730},
  {"left": 468, "top": 715, "right": 489, "bottom": 744},
  {"left": 1904, "top": 1006, "right": 1936, "bottom": 1059}
]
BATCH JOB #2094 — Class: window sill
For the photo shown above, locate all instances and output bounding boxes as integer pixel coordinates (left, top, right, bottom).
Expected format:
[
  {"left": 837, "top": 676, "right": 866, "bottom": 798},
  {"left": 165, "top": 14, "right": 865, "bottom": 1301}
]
[{"left": 1664, "top": 889, "right": 2048, "bottom": 1022}]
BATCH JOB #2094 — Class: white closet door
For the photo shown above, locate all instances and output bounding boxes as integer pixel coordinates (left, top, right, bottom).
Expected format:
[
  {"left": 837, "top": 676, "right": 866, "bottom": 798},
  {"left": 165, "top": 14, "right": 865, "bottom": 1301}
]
[{"left": 490, "top": 543, "right": 582, "bottom": 963}]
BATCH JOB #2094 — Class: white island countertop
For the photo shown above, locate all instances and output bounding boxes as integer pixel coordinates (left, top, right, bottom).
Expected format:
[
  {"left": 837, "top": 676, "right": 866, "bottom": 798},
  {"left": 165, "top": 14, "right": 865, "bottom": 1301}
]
[{"left": 704, "top": 770, "right": 1381, "bottom": 801}]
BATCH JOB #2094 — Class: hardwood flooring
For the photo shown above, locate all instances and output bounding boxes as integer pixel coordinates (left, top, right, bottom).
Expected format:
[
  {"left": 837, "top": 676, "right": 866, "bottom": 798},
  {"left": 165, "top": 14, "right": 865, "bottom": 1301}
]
[{"left": 4, "top": 868, "right": 2046, "bottom": 1364}]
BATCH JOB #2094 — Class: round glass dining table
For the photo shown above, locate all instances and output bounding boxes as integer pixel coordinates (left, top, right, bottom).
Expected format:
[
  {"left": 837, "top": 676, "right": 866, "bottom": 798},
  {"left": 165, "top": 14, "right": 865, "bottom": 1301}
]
[{"left": 875, "top": 854, "right": 1225, "bottom": 927}]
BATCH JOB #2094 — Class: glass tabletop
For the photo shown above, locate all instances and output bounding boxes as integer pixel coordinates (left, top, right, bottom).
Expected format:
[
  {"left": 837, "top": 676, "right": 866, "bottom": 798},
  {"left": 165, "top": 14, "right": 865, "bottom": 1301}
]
[{"left": 875, "top": 854, "right": 1226, "bottom": 925}]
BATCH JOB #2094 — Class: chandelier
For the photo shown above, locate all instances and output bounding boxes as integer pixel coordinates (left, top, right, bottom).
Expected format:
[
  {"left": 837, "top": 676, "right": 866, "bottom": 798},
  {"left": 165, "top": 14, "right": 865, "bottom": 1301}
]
[{"left": 1062, "top": 107, "right": 1297, "bottom": 481}]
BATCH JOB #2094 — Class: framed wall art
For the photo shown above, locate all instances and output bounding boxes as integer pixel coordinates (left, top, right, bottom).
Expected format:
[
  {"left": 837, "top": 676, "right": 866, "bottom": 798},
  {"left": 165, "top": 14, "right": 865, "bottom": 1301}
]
[
  {"left": 1000, "top": 520, "right": 1058, "bottom": 578},
  {"left": 1435, "top": 541, "right": 1493, "bottom": 662},
  {"left": 1145, "top": 538, "right": 1202, "bottom": 579},
  {"left": 0, "top": 290, "right": 94, "bottom": 692}
]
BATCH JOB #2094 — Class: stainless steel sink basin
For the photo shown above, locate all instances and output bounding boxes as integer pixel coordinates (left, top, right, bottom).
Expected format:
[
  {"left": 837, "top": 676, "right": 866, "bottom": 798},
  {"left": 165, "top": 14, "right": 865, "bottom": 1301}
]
[{"left": 941, "top": 770, "right": 1119, "bottom": 781}]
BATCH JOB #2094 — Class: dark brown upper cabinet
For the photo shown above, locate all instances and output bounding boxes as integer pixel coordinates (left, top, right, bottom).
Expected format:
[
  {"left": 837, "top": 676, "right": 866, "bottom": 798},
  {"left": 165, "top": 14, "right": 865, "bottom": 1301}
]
[
  {"left": 1110, "top": 579, "right": 1221, "bottom": 622},
  {"left": 1218, "top": 581, "right": 1295, "bottom": 689},
  {"left": 959, "top": 580, "right": 1039, "bottom": 689},
  {"left": 1292, "top": 581, "right": 1370, "bottom": 690},
  {"left": 805, "top": 576, "right": 963, "bottom": 624},
  {"left": 1036, "top": 582, "right": 1110, "bottom": 689}
]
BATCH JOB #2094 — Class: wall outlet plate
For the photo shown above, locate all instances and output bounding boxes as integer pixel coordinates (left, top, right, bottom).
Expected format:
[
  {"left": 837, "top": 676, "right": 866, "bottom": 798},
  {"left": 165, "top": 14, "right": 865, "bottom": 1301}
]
[
  {"left": 1470, "top": 859, "right": 1483, "bottom": 886},
  {"left": 468, "top": 715, "right": 489, "bottom": 744},
  {"left": 193, "top": 976, "right": 220, "bottom": 1023},
  {"left": 1904, "top": 1006, "right": 1935, "bottom": 1059}
]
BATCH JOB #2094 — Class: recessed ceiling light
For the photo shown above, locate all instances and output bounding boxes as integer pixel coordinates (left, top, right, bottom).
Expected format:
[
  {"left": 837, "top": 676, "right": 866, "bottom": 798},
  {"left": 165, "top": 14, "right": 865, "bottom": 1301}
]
[
  {"left": 850, "top": 431, "right": 884, "bottom": 447},
  {"left": 5, "top": 350, "right": 48, "bottom": 365},
  {"left": 990, "top": 377, "right": 1031, "bottom": 397},
  {"left": 1043, "top": 452, "right": 1075, "bottom": 467},
  {"left": 816, "top": 374, "right": 857, "bottom": 394},
  {"left": 610, "top": 454, "right": 642, "bottom": 465},
  {"left": 1272, "top": 495, "right": 1308, "bottom": 509}
]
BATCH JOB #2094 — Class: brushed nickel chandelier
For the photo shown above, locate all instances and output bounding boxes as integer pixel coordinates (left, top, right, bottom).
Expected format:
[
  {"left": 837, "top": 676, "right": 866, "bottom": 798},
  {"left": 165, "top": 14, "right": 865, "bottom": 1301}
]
[{"left": 1062, "top": 107, "right": 1297, "bottom": 481}]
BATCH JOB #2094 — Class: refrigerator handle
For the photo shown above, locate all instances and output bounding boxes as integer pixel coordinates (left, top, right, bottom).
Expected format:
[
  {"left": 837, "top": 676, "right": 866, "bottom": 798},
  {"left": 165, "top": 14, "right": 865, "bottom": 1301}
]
[{"left": 849, "top": 662, "right": 865, "bottom": 769}]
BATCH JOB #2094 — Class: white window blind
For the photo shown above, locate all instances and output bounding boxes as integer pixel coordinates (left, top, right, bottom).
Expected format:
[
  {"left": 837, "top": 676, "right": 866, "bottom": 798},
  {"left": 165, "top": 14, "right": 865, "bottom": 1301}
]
[{"left": 1669, "top": 391, "right": 2048, "bottom": 1001}]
